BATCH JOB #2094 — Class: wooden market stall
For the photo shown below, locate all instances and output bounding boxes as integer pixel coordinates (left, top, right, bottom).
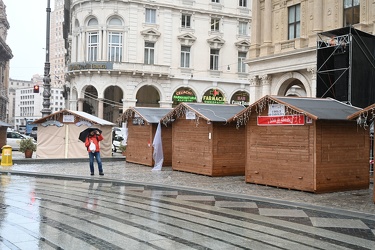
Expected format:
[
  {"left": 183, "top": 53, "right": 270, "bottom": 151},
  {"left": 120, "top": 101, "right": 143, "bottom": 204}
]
[
  {"left": 0, "top": 121, "right": 11, "bottom": 149},
  {"left": 161, "top": 103, "right": 246, "bottom": 176},
  {"left": 122, "top": 107, "right": 173, "bottom": 166},
  {"left": 347, "top": 103, "right": 375, "bottom": 203},
  {"left": 230, "top": 95, "right": 369, "bottom": 193},
  {"left": 33, "top": 110, "right": 115, "bottom": 158}
]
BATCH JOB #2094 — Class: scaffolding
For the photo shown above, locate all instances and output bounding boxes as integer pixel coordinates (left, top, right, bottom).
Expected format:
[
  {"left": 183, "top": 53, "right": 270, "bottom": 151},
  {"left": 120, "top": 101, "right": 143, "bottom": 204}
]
[{"left": 316, "top": 26, "right": 375, "bottom": 108}]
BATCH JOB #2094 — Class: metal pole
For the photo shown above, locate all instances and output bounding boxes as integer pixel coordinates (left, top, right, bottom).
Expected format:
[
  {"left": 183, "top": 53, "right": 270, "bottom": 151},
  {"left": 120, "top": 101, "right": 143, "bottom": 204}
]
[{"left": 41, "top": 0, "right": 51, "bottom": 117}]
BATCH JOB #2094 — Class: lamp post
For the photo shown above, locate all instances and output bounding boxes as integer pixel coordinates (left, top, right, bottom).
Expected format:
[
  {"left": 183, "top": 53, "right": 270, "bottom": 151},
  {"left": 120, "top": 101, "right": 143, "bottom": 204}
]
[{"left": 41, "top": 0, "right": 52, "bottom": 117}]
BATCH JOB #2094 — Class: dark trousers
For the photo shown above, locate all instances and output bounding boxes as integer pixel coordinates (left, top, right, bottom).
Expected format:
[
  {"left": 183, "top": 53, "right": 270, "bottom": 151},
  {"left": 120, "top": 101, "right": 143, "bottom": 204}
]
[{"left": 89, "top": 151, "right": 103, "bottom": 173}]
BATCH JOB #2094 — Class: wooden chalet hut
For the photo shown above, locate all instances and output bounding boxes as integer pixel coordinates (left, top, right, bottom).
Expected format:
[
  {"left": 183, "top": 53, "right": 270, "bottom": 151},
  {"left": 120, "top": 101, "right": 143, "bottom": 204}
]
[
  {"left": 230, "top": 95, "right": 369, "bottom": 193},
  {"left": 33, "top": 110, "right": 115, "bottom": 158},
  {"left": 122, "top": 107, "right": 173, "bottom": 166},
  {"left": 347, "top": 103, "right": 375, "bottom": 203},
  {"left": 0, "top": 121, "right": 11, "bottom": 149},
  {"left": 161, "top": 103, "right": 246, "bottom": 176}
]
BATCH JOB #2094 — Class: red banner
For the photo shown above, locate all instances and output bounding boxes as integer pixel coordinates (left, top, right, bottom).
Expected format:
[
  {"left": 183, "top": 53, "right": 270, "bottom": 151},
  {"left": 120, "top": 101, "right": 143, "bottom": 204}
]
[{"left": 257, "top": 115, "right": 305, "bottom": 126}]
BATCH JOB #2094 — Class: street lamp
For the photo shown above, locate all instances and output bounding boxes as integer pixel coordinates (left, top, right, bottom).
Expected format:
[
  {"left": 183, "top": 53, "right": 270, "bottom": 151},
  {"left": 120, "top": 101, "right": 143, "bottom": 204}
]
[{"left": 41, "top": 0, "right": 51, "bottom": 117}]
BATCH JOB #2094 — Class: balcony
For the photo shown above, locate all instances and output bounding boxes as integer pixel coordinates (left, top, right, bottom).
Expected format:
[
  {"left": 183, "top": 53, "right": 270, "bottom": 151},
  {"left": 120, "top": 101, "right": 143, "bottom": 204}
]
[{"left": 67, "top": 61, "right": 171, "bottom": 78}]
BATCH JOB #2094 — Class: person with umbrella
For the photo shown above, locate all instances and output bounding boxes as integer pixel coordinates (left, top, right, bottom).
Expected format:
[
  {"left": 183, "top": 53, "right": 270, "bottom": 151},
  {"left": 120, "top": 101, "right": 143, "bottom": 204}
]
[{"left": 84, "top": 128, "right": 104, "bottom": 176}]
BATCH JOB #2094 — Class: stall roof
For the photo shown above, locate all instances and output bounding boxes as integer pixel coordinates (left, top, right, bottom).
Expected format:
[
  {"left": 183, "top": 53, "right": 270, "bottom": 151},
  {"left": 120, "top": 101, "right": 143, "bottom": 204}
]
[
  {"left": 162, "top": 103, "right": 245, "bottom": 123},
  {"left": 230, "top": 96, "right": 360, "bottom": 122},
  {"left": 123, "top": 107, "right": 173, "bottom": 124},
  {"left": 0, "top": 121, "right": 11, "bottom": 127},
  {"left": 33, "top": 109, "right": 115, "bottom": 125},
  {"left": 347, "top": 103, "right": 375, "bottom": 120}
]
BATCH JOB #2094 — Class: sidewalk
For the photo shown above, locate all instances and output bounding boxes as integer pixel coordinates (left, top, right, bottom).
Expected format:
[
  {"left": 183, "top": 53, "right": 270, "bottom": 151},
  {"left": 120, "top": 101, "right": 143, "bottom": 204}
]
[{"left": 1, "top": 150, "right": 374, "bottom": 218}]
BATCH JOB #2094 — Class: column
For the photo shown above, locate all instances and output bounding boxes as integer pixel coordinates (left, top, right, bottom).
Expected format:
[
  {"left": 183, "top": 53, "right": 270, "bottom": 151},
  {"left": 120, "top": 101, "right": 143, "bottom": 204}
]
[
  {"left": 77, "top": 98, "right": 84, "bottom": 111},
  {"left": 263, "top": 0, "right": 272, "bottom": 45},
  {"left": 307, "top": 67, "right": 316, "bottom": 97},
  {"left": 313, "top": 0, "right": 323, "bottom": 33},
  {"left": 249, "top": 76, "right": 260, "bottom": 104},
  {"left": 122, "top": 99, "right": 137, "bottom": 109},
  {"left": 98, "top": 98, "right": 104, "bottom": 119},
  {"left": 249, "top": 0, "right": 261, "bottom": 57},
  {"left": 261, "top": 74, "right": 272, "bottom": 96}
]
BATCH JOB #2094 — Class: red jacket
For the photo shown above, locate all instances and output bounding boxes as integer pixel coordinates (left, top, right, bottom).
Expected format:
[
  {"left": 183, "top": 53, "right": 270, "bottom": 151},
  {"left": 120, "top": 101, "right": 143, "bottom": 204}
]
[{"left": 85, "top": 134, "right": 104, "bottom": 152}]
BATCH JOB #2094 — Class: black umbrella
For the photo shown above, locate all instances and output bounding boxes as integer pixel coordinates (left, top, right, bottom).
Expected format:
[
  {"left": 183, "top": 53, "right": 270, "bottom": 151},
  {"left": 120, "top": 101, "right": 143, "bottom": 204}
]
[{"left": 79, "top": 127, "right": 102, "bottom": 142}]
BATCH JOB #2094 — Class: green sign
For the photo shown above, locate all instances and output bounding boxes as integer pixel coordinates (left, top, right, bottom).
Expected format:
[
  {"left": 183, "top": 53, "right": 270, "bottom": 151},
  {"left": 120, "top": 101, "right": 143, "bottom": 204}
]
[
  {"left": 173, "top": 87, "right": 197, "bottom": 105},
  {"left": 202, "top": 89, "right": 226, "bottom": 104}
]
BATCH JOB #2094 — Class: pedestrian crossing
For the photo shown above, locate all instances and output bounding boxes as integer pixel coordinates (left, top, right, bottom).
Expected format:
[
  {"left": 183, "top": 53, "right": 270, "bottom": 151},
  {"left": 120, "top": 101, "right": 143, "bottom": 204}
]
[{"left": 0, "top": 175, "right": 374, "bottom": 249}]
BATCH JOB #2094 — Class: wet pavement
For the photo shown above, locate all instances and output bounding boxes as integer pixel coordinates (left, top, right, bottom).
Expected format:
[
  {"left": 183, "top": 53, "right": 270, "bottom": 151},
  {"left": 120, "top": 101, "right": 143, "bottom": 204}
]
[{"left": 0, "top": 151, "right": 374, "bottom": 249}]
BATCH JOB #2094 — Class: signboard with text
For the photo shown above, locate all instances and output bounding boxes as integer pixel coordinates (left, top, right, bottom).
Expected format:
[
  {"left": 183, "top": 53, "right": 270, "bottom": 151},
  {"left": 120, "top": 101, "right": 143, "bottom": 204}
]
[
  {"left": 257, "top": 115, "right": 305, "bottom": 126},
  {"left": 202, "top": 89, "right": 226, "bottom": 104},
  {"left": 173, "top": 87, "right": 197, "bottom": 105},
  {"left": 268, "top": 104, "right": 285, "bottom": 116}
]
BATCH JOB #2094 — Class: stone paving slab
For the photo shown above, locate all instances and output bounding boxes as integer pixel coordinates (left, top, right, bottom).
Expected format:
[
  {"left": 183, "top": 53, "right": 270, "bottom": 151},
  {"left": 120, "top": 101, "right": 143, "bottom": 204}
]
[{"left": 0, "top": 151, "right": 374, "bottom": 218}]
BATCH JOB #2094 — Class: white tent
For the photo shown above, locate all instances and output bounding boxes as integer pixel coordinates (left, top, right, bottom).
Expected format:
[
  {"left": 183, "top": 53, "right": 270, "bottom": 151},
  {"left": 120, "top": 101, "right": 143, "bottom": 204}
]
[{"left": 33, "top": 110, "right": 115, "bottom": 159}]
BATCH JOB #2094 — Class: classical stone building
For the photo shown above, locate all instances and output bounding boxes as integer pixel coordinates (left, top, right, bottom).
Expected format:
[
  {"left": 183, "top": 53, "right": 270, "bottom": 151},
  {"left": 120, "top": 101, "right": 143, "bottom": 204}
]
[
  {"left": 248, "top": 0, "right": 374, "bottom": 102},
  {"left": 65, "top": 0, "right": 252, "bottom": 123},
  {"left": 0, "top": 0, "right": 12, "bottom": 123}
]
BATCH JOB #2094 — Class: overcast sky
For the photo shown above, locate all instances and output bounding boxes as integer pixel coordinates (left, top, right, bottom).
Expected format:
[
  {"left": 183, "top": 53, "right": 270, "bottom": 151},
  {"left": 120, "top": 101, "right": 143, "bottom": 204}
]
[{"left": 4, "top": 0, "right": 55, "bottom": 81}]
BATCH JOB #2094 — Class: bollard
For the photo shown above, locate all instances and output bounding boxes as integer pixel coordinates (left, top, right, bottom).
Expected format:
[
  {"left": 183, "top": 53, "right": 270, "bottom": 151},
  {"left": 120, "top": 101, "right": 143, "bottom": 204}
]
[{"left": 1, "top": 145, "right": 13, "bottom": 166}]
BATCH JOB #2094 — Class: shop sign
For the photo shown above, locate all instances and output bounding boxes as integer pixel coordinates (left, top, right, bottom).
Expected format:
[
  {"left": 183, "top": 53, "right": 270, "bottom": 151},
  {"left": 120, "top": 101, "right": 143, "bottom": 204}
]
[
  {"left": 257, "top": 115, "right": 305, "bottom": 126},
  {"left": 230, "top": 91, "right": 249, "bottom": 106},
  {"left": 173, "top": 87, "right": 197, "bottom": 103},
  {"left": 268, "top": 104, "right": 285, "bottom": 116},
  {"left": 202, "top": 89, "right": 226, "bottom": 104},
  {"left": 68, "top": 62, "right": 114, "bottom": 71}
]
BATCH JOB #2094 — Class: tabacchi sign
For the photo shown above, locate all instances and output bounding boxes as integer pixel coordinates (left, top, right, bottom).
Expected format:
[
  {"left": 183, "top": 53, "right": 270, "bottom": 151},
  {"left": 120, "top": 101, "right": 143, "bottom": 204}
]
[{"left": 257, "top": 115, "right": 305, "bottom": 126}]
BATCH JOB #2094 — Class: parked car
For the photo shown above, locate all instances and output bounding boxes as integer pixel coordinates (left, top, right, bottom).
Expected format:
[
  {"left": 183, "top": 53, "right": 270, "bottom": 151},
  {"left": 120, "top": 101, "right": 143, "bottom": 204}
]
[
  {"left": 18, "top": 126, "right": 26, "bottom": 134},
  {"left": 6, "top": 131, "right": 36, "bottom": 151},
  {"left": 30, "top": 127, "right": 38, "bottom": 141},
  {"left": 112, "top": 135, "right": 124, "bottom": 152}
]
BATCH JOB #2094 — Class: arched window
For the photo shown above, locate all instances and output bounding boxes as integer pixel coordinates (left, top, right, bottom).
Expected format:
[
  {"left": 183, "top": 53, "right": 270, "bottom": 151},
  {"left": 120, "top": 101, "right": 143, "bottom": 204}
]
[
  {"left": 87, "top": 18, "right": 98, "bottom": 61},
  {"left": 107, "top": 17, "right": 124, "bottom": 62},
  {"left": 88, "top": 18, "right": 98, "bottom": 26},
  {"left": 108, "top": 17, "right": 122, "bottom": 26}
]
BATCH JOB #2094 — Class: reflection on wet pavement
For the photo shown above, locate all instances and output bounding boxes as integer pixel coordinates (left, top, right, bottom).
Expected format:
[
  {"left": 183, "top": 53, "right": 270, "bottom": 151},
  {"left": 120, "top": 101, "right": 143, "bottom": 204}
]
[{"left": 1, "top": 175, "right": 375, "bottom": 249}]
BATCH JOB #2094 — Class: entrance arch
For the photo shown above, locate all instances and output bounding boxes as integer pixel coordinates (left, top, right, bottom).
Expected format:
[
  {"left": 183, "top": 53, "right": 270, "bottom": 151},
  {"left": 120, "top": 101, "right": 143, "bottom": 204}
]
[
  {"left": 136, "top": 85, "right": 160, "bottom": 107},
  {"left": 275, "top": 72, "right": 310, "bottom": 97},
  {"left": 104, "top": 86, "right": 124, "bottom": 123},
  {"left": 83, "top": 86, "right": 98, "bottom": 115}
]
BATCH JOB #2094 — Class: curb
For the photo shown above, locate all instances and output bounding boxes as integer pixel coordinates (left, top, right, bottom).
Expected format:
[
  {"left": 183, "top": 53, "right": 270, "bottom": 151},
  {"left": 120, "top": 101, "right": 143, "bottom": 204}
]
[{"left": 10, "top": 156, "right": 125, "bottom": 165}]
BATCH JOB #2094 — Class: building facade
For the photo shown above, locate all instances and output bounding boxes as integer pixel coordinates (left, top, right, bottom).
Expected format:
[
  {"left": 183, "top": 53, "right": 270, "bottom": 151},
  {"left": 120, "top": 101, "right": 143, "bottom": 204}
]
[
  {"left": 0, "top": 0, "right": 12, "bottom": 124},
  {"left": 51, "top": 0, "right": 67, "bottom": 89},
  {"left": 248, "top": 0, "right": 375, "bottom": 102},
  {"left": 65, "top": 0, "right": 252, "bottom": 123},
  {"left": 13, "top": 75, "right": 65, "bottom": 130},
  {"left": 8, "top": 78, "right": 33, "bottom": 128}
]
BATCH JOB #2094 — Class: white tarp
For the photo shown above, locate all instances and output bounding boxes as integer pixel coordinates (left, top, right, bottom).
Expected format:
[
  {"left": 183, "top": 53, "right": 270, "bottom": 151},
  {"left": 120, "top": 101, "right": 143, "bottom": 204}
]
[{"left": 151, "top": 122, "right": 163, "bottom": 171}]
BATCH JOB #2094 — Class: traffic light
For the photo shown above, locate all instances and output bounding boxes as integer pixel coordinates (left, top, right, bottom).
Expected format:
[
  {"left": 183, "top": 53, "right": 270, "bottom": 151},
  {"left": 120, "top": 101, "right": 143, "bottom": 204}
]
[{"left": 33, "top": 85, "right": 39, "bottom": 93}]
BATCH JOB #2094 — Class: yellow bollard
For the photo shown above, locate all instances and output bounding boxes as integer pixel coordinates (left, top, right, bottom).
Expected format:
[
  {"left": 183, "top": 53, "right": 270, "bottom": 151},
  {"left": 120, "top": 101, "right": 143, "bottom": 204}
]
[{"left": 1, "top": 145, "right": 13, "bottom": 166}]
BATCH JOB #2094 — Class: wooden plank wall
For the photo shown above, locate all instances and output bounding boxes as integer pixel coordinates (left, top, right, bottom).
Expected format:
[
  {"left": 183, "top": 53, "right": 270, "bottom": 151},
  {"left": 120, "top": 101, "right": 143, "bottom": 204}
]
[
  {"left": 0, "top": 127, "right": 7, "bottom": 149},
  {"left": 315, "top": 120, "right": 370, "bottom": 193},
  {"left": 212, "top": 122, "right": 246, "bottom": 176},
  {"left": 246, "top": 115, "right": 315, "bottom": 192},
  {"left": 125, "top": 118, "right": 154, "bottom": 166},
  {"left": 172, "top": 118, "right": 213, "bottom": 175}
]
